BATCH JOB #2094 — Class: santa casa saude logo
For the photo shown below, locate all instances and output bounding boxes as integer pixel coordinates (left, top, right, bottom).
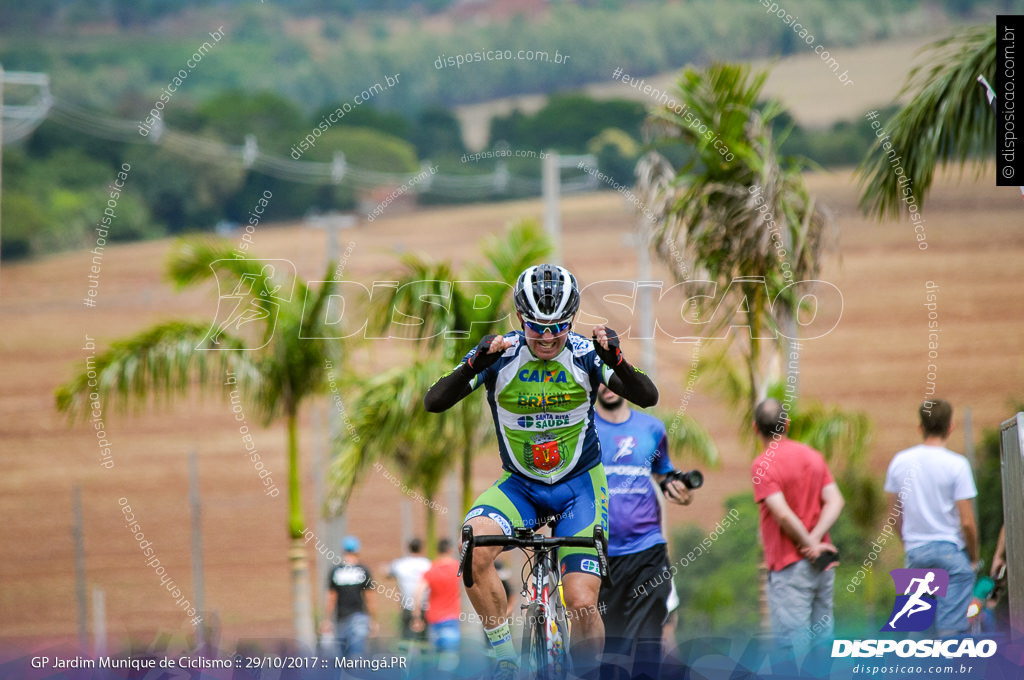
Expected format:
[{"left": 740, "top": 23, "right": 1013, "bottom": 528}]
[
  {"left": 831, "top": 569, "right": 997, "bottom": 659},
  {"left": 517, "top": 413, "right": 571, "bottom": 428}
]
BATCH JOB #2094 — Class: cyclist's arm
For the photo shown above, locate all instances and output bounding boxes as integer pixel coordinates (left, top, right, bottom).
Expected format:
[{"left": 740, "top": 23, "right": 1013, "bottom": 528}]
[
  {"left": 607, "top": 368, "right": 658, "bottom": 407},
  {"left": 423, "top": 363, "right": 476, "bottom": 412},
  {"left": 593, "top": 325, "right": 658, "bottom": 407},
  {"left": 424, "top": 335, "right": 508, "bottom": 412}
]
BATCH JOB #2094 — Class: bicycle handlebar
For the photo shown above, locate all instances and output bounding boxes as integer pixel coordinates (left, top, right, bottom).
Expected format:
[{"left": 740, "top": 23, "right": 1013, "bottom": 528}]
[
  {"left": 458, "top": 524, "right": 608, "bottom": 589},
  {"left": 471, "top": 534, "right": 599, "bottom": 549}
]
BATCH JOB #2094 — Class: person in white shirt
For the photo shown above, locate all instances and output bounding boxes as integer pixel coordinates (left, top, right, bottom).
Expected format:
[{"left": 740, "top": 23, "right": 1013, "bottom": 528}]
[
  {"left": 387, "top": 538, "right": 432, "bottom": 644},
  {"left": 884, "top": 399, "right": 979, "bottom": 636}
]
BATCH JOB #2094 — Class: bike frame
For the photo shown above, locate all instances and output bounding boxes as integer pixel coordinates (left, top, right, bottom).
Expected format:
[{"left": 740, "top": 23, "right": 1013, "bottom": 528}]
[{"left": 458, "top": 523, "right": 607, "bottom": 680}]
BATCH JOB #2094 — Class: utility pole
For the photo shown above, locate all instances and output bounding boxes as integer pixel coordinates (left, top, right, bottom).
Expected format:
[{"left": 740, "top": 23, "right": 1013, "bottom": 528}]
[
  {"left": 542, "top": 152, "right": 561, "bottom": 263},
  {"left": 1, "top": 68, "right": 52, "bottom": 282}
]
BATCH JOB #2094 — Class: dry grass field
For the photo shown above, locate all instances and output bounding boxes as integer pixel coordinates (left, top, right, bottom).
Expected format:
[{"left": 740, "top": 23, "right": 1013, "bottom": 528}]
[
  {"left": 2, "top": 166, "right": 1023, "bottom": 654},
  {"left": 455, "top": 34, "right": 940, "bottom": 149}
]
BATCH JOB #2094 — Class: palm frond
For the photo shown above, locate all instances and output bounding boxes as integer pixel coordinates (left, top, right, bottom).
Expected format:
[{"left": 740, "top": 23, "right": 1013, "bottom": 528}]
[
  {"left": 658, "top": 410, "right": 720, "bottom": 468},
  {"left": 641, "top": 64, "right": 828, "bottom": 319},
  {"left": 857, "top": 25, "right": 995, "bottom": 219},
  {"left": 787, "top": 401, "right": 873, "bottom": 468},
  {"left": 55, "top": 321, "right": 262, "bottom": 421},
  {"left": 369, "top": 255, "right": 457, "bottom": 352},
  {"left": 168, "top": 237, "right": 294, "bottom": 346},
  {"left": 637, "top": 62, "right": 832, "bottom": 424},
  {"left": 327, "top": 359, "right": 457, "bottom": 508},
  {"left": 468, "top": 218, "right": 553, "bottom": 285}
]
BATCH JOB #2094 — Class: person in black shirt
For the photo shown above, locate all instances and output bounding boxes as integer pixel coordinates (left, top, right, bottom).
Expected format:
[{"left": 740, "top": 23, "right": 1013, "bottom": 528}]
[{"left": 321, "top": 536, "right": 377, "bottom": 656}]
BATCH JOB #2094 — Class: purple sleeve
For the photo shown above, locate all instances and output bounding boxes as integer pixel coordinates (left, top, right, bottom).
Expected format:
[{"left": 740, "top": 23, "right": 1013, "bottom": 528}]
[{"left": 651, "top": 426, "right": 673, "bottom": 476}]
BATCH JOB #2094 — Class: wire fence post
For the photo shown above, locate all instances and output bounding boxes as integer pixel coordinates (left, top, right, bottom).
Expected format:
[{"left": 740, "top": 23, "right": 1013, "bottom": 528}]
[
  {"left": 92, "top": 586, "right": 106, "bottom": 657},
  {"left": 189, "top": 450, "right": 206, "bottom": 646},
  {"left": 72, "top": 485, "right": 88, "bottom": 649}
]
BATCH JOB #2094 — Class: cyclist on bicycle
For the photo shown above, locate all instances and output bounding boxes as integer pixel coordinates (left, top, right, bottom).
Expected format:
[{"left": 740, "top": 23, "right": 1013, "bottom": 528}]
[{"left": 424, "top": 264, "right": 659, "bottom": 678}]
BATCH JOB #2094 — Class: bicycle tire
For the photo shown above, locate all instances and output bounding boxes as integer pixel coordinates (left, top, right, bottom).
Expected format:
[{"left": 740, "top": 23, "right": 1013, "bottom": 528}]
[
  {"left": 521, "top": 602, "right": 549, "bottom": 680},
  {"left": 544, "top": 555, "right": 570, "bottom": 680}
]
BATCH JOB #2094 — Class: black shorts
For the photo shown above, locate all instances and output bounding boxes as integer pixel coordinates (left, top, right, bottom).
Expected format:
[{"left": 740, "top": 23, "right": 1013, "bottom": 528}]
[{"left": 599, "top": 542, "right": 671, "bottom": 675}]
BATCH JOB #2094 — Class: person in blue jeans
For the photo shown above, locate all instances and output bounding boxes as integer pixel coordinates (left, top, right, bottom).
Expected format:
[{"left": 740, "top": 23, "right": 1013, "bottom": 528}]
[
  {"left": 322, "top": 536, "right": 377, "bottom": 657},
  {"left": 412, "top": 539, "right": 461, "bottom": 672},
  {"left": 885, "top": 399, "right": 979, "bottom": 636}
]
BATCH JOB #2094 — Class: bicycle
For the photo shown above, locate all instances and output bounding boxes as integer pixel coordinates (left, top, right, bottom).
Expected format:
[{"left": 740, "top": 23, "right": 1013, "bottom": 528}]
[{"left": 458, "top": 520, "right": 608, "bottom": 680}]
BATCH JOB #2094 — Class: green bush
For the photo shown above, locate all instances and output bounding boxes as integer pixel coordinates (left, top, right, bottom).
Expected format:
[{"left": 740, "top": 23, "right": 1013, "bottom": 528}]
[
  {"left": 670, "top": 494, "right": 762, "bottom": 639},
  {"left": 1, "top": 191, "right": 47, "bottom": 260}
]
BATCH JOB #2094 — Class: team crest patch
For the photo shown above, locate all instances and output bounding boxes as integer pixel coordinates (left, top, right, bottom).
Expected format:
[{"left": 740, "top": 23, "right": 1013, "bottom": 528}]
[{"left": 527, "top": 433, "right": 562, "bottom": 471}]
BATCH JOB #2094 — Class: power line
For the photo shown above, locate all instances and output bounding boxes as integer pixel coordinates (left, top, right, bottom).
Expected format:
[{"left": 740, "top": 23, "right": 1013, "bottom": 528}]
[{"left": 4, "top": 83, "right": 602, "bottom": 197}]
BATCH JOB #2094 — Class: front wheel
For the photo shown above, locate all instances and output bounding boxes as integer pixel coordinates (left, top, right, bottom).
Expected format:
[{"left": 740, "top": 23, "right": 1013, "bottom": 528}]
[
  {"left": 521, "top": 603, "right": 546, "bottom": 679},
  {"left": 522, "top": 603, "right": 570, "bottom": 678},
  {"left": 545, "top": 563, "right": 570, "bottom": 679}
]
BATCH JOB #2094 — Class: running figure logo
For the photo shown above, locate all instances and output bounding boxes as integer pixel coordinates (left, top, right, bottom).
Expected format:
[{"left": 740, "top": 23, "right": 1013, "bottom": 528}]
[
  {"left": 201, "top": 259, "right": 296, "bottom": 351},
  {"left": 611, "top": 436, "right": 637, "bottom": 462},
  {"left": 882, "top": 569, "right": 949, "bottom": 632}
]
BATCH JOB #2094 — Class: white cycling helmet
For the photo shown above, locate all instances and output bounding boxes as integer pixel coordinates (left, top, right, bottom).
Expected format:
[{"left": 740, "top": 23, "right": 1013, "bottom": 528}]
[{"left": 513, "top": 264, "right": 580, "bottom": 323}]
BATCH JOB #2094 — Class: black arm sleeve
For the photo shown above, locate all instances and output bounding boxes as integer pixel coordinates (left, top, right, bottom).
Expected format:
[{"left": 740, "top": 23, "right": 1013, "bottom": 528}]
[
  {"left": 423, "top": 363, "right": 477, "bottom": 413},
  {"left": 607, "top": 362, "right": 659, "bottom": 408}
]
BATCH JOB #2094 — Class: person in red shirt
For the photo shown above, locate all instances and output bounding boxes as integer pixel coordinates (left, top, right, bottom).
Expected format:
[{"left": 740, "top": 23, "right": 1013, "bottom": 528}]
[
  {"left": 751, "top": 398, "right": 844, "bottom": 653},
  {"left": 412, "top": 538, "right": 461, "bottom": 670}
]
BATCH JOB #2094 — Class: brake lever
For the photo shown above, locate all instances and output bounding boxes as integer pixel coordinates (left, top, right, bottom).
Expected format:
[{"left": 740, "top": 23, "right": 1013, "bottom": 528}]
[
  {"left": 459, "top": 525, "right": 475, "bottom": 589},
  {"left": 593, "top": 525, "right": 610, "bottom": 582}
]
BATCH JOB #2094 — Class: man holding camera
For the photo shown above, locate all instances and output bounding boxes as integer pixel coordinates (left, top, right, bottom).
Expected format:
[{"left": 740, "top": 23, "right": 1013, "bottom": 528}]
[{"left": 595, "top": 383, "right": 696, "bottom": 680}]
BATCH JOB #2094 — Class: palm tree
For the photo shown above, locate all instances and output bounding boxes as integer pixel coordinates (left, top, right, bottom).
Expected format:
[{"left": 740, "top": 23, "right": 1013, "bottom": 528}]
[
  {"left": 328, "top": 359, "right": 459, "bottom": 553},
  {"left": 55, "top": 238, "right": 340, "bottom": 648},
  {"left": 636, "top": 63, "right": 830, "bottom": 422},
  {"left": 331, "top": 220, "right": 553, "bottom": 522},
  {"left": 858, "top": 26, "right": 997, "bottom": 219},
  {"left": 635, "top": 63, "right": 850, "bottom": 634}
]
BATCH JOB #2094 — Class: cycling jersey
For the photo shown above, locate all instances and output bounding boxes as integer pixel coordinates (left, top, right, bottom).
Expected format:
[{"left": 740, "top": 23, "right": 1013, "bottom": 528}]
[{"left": 464, "top": 330, "right": 614, "bottom": 484}]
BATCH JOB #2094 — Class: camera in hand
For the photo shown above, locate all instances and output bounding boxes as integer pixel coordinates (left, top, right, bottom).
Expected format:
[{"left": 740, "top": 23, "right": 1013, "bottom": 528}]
[{"left": 662, "top": 469, "right": 703, "bottom": 492}]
